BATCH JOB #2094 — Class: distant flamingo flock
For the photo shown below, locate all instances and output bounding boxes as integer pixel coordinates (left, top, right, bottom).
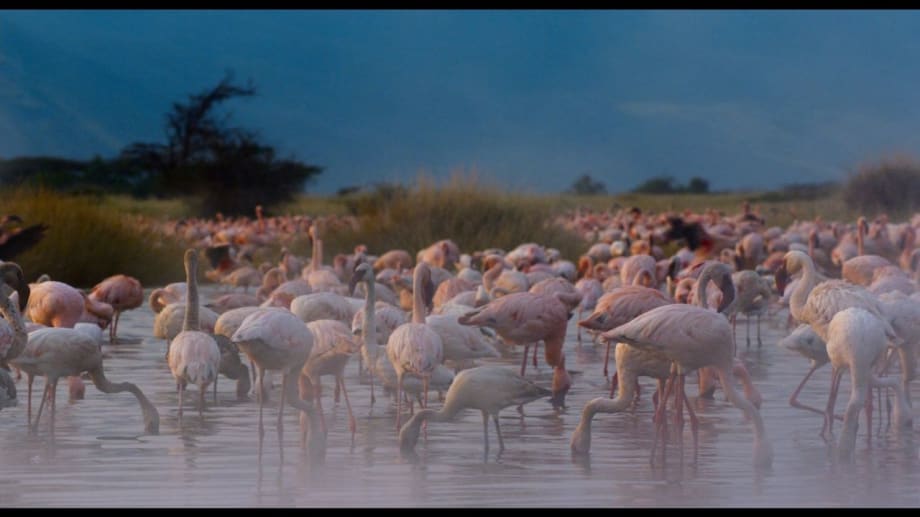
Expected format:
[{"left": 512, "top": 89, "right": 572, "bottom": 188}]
[{"left": 2, "top": 203, "right": 920, "bottom": 467}]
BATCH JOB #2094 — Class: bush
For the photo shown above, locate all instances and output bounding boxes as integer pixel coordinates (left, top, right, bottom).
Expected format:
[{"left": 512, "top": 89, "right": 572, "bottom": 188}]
[
  {"left": 2, "top": 187, "right": 188, "bottom": 287},
  {"left": 567, "top": 174, "right": 607, "bottom": 195},
  {"left": 842, "top": 157, "right": 920, "bottom": 215},
  {"left": 285, "top": 175, "right": 587, "bottom": 262}
]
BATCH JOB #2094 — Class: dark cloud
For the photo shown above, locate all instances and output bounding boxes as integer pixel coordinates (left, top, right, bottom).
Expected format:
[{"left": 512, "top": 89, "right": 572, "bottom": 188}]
[{"left": 3, "top": 10, "right": 920, "bottom": 193}]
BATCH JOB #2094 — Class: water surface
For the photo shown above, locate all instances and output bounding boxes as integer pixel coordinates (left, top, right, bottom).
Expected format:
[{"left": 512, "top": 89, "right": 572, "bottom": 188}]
[{"left": 1, "top": 285, "right": 917, "bottom": 507}]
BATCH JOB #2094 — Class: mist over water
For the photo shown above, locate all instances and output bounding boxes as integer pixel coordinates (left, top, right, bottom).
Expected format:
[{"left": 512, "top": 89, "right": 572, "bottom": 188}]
[{"left": 1, "top": 284, "right": 918, "bottom": 507}]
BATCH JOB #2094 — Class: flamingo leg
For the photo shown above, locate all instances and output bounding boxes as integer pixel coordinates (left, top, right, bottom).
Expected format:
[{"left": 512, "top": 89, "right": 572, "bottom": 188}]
[
  {"left": 198, "top": 384, "right": 206, "bottom": 418},
  {"left": 314, "top": 379, "right": 327, "bottom": 436},
  {"left": 33, "top": 382, "right": 49, "bottom": 433},
  {"left": 756, "top": 313, "right": 762, "bottom": 346},
  {"left": 532, "top": 342, "right": 539, "bottom": 369},
  {"left": 422, "top": 375, "right": 430, "bottom": 439},
  {"left": 50, "top": 380, "right": 57, "bottom": 437},
  {"left": 338, "top": 375, "right": 356, "bottom": 444},
  {"left": 576, "top": 307, "right": 583, "bottom": 343},
  {"left": 257, "top": 366, "right": 265, "bottom": 460},
  {"left": 334, "top": 377, "right": 341, "bottom": 404},
  {"left": 178, "top": 382, "right": 184, "bottom": 422},
  {"left": 788, "top": 363, "right": 830, "bottom": 417},
  {"left": 651, "top": 372, "right": 675, "bottom": 464},
  {"left": 213, "top": 375, "right": 218, "bottom": 404},
  {"left": 682, "top": 383, "right": 699, "bottom": 464},
  {"left": 481, "top": 409, "right": 490, "bottom": 459},
  {"left": 609, "top": 370, "right": 619, "bottom": 399},
  {"left": 278, "top": 372, "right": 287, "bottom": 462},
  {"left": 299, "top": 375, "right": 309, "bottom": 450},
  {"left": 746, "top": 315, "right": 752, "bottom": 347},
  {"left": 493, "top": 413, "right": 505, "bottom": 453},
  {"left": 603, "top": 342, "right": 611, "bottom": 378},
  {"left": 823, "top": 367, "right": 844, "bottom": 442},
  {"left": 27, "top": 374, "right": 34, "bottom": 426},
  {"left": 395, "top": 372, "right": 404, "bottom": 431},
  {"left": 520, "top": 344, "right": 530, "bottom": 376}
]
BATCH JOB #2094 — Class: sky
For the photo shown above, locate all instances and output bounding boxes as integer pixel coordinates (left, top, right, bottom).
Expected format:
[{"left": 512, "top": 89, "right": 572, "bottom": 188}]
[{"left": 2, "top": 10, "right": 920, "bottom": 194}]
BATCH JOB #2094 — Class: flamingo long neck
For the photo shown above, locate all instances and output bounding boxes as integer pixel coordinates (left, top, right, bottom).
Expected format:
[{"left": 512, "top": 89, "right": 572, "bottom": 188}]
[
  {"left": 411, "top": 268, "right": 427, "bottom": 324},
  {"left": 570, "top": 374, "right": 636, "bottom": 452},
  {"left": 0, "top": 287, "right": 25, "bottom": 338},
  {"left": 183, "top": 254, "right": 200, "bottom": 332},
  {"left": 0, "top": 287, "right": 26, "bottom": 361},
  {"left": 361, "top": 272, "right": 379, "bottom": 362},
  {"left": 149, "top": 289, "right": 167, "bottom": 313},
  {"left": 88, "top": 367, "right": 160, "bottom": 434},
  {"left": 788, "top": 255, "right": 817, "bottom": 324},
  {"left": 901, "top": 229, "right": 915, "bottom": 266},
  {"left": 482, "top": 263, "right": 502, "bottom": 292},
  {"left": 857, "top": 219, "right": 865, "bottom": 256},
  {"left": 715, "top": 366, "right": 772, "bottom": 467},
  {"left": 399, "top": 401, "right": 464, "bottom": 451},
  {"left": 312, "top": 226, "right": 323, "bottom": 273}
]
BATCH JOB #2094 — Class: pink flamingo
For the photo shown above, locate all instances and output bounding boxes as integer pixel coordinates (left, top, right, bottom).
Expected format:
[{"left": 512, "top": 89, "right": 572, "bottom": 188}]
[
  {"left": 589, "top": 303, "right": 773, "bottom": 468},
  {"left": 458, "top": 290, "right": 575, "bottom": 410},
  {"left": 301, "top": 319, "right": 360, "bottom": 443},
  {"left": 88, "top": 274, "right": 143, "bottom": 342},
  {"left": 231, "top": 302, "right": 326, "bottom": 460},
  {"left": 9, "top": 269, "right": 158, "bottom": 436}
]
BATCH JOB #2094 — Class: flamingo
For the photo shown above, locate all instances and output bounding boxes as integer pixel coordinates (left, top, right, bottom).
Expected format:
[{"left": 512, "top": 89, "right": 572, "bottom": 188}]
[
  {"left": 0, "top": 262, "right": 28, "bottom": 372},
  {"left": 777, "top": 324, "right": 831, "bottom": 418},
  {"left": 303, "top": 219, "right": 346, "bottom": 293},
  {"left": 593, "top": 303, "right": 773, "bottom": 468},
  {"left": 730, "top": 270, "right": 772, "bottom": 347},
  {"left": 823, "top": 308, "right": 912, "bottom": 459},
  {"left": 300, "top": 319, "right": 360, "bottom": 443},
  {"left": 781, "top": 250, "right": 914, "bottom": 390},
  {"left": 207, "top": 292, "right": 260, "bottom": 313},
  {"left": 373, "top": 249, "right": 413, "bottom": 272},
  {"left": 577, "top": 284, "right": 672, "bottom": 379},
  {"left": 458, "top": 290, "right": 575, "bottom": 410},
  {"left": 214, "top": 306, "right": 280, "bottom": 400},
  {"left": 231, "top": 305, "right": 326, "bottom": 460},
  {"left": 27, "top": 280, "right": 113, "bottom": 330},
  {"left": 167, "top": 249, "right": 222, "bottom": 420},
  {"left": 148, "top": 282, "right": 187, "bottom": 313},
  {"left": 87, "top": 274, "right": 143, "bottom": 342},
  {"left": 10, "top": 285, "right": 159, "bottom": 437},
  {"left": 386, "top": 263, "right": 444, "bottom": 430},
  {"left": 153, "top": 302, "right": 220, "bottom": 354},
  {"left": 398, "top": 366, "right": 551, "bottom": 457}
]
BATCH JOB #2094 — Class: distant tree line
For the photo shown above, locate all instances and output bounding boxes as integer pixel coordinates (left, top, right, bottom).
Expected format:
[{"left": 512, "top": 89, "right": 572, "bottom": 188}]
[
  {"left": 631, "top": 175, "right": 710, "bottom": 194},
  {"left": 0, "top": 71, "right": 322, "bottom": 216}
]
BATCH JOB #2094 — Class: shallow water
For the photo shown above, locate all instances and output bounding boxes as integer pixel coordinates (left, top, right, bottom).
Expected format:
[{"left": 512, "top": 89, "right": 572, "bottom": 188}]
[{"left": 2, "top": 285, "right": 920, "bottom": 507}]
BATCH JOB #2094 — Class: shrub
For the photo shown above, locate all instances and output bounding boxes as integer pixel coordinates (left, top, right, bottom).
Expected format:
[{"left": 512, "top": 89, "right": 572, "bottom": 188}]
[
  {"left": 285, "top": 174, "right": 587, "bottom": 262},
  {"left": 842, "top": 156, "right": 920, "bottom": 215},
  {"left": 2, "top": 187, "right": 188, "bottom": 287}
]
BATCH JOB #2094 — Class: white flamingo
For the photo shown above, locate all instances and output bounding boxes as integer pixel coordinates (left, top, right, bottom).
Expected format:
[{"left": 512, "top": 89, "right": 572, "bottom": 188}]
[
  {"left": 398, "top": 365, "right": 550, "bottom": 457},
  {"left": 166, "top": 249, "right": 222, "bottom": 420},
  {"left": 387, "top": 263, "right": 444, "bottom": 430}
]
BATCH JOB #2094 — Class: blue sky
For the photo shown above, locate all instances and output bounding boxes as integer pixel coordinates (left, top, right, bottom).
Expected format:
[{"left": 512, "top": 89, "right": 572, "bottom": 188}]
[{"left": 2, "top": 10, "right": 920, "bottom": 194}]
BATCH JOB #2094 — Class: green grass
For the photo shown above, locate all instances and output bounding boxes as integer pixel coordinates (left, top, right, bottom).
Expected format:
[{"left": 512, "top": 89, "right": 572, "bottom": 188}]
[{"left": 3, "top": 187, "right": 188, "bottom": 287}]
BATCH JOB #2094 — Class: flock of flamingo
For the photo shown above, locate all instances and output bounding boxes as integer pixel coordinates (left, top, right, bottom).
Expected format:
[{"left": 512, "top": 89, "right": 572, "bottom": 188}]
[{"left": 1, "top": 202, "right": 920, "bottom": 469}]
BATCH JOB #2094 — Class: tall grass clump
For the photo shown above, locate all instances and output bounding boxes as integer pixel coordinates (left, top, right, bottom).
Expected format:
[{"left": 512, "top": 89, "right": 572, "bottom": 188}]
[
  {"left": 843, "top": 156, "right": 920, "bottom": 217},
  {"left": 3, "top": 187, "right": 187, "bottom": 287},
  {"left": 288, "top": 174, "right": 587, "bottom": 262}
]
